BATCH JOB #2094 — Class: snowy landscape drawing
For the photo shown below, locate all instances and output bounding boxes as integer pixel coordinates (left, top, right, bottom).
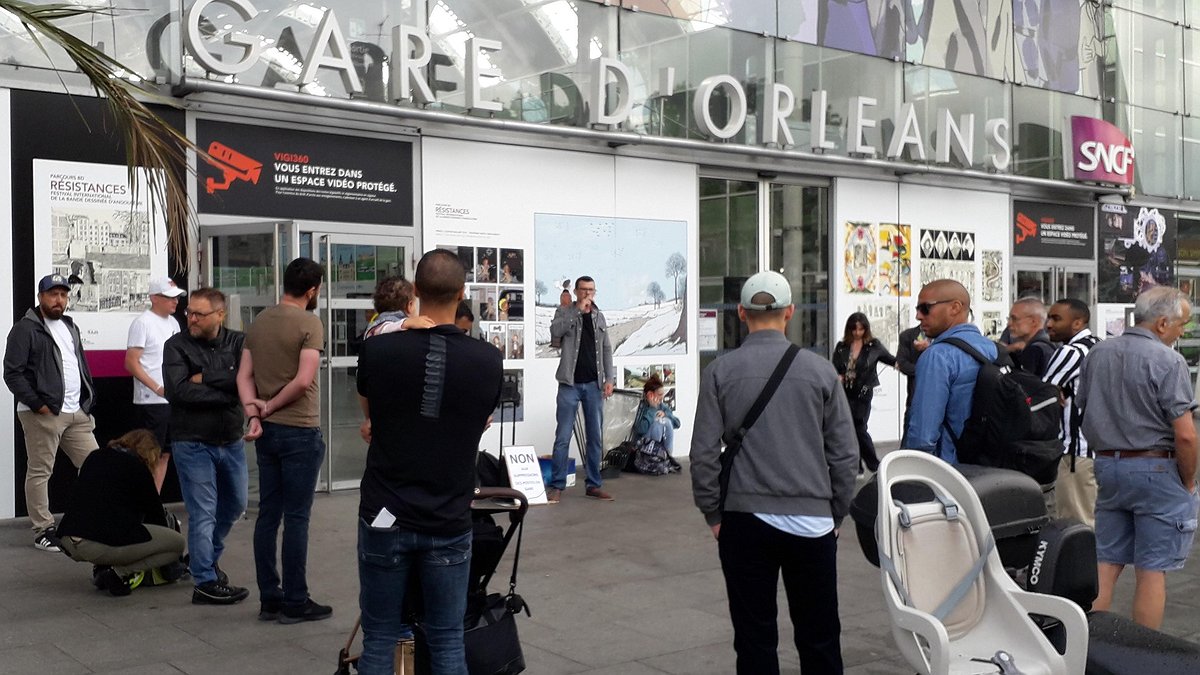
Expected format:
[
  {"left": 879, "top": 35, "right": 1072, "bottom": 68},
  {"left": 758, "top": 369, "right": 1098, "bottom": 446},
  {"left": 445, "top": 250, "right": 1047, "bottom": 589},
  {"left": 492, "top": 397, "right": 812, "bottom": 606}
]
[{"left": 533, "top": 214, "right": 687, "bottom": 358}]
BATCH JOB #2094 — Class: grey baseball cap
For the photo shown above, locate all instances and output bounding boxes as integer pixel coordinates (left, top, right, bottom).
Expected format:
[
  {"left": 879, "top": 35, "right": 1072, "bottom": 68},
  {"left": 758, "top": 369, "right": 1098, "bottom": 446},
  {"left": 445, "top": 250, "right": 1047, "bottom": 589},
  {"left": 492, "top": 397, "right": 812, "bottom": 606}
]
[{"left": 740, "top": 271, "right": 792, "bottom": 310}]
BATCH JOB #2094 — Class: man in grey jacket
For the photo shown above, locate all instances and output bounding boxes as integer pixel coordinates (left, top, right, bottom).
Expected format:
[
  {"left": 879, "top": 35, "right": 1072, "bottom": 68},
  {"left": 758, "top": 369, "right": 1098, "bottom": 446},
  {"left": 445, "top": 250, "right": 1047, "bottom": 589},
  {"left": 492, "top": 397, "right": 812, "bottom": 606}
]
[
  {"left": 3, "top": 274, "right": 99, "bottom": 552},
  {"left": 547, "top": 275, "right": 615, "bottom": 503},
  {"left": 690, "top": 271, "right": 857, "bottom": 675}
]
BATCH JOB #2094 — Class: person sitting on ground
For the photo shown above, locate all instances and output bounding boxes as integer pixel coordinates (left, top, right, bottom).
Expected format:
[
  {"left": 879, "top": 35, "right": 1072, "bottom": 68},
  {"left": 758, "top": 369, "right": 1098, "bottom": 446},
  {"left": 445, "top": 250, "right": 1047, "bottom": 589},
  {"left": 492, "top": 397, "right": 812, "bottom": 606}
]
[
  {"left": 363, "top": 277, "right": 435, "bottom": 338},
  {"left": 634, "top": 375, "right": 681, "bottom": 453},
  {"left": 57, "top": 429, "right": 186, "bottom": 596}
]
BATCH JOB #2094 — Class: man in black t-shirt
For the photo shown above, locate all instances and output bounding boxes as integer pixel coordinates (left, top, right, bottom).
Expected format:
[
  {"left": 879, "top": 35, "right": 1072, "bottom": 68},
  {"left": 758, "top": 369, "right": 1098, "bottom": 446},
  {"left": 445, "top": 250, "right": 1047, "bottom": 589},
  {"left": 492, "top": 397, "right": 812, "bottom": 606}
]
[
  {"left": 548, "top": 275, "right": 616, "bottom": 503},
  {"left": 355, "top": 250, "right": 503, "bottom": 675}
]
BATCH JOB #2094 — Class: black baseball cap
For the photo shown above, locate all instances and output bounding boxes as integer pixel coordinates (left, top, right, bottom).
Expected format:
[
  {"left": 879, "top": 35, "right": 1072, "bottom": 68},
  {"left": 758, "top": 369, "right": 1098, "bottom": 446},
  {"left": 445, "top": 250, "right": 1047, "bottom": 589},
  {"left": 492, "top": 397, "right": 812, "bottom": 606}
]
[{"left": 38, "top": 274, "right": 70, "bottom": 293}]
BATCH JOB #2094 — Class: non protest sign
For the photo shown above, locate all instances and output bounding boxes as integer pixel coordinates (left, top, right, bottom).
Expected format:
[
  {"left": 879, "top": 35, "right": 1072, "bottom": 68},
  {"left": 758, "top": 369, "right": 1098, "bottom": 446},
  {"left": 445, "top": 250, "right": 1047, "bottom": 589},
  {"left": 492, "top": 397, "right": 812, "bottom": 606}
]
[
  {"left": 501, "top": 445, "right": 548, "bottom": 506},
  {"left": 195, "top": 119, "right": 413, "bottom": 226},
  {"left": 1012, "top": 201, "right": 1095, "bottom": 259}
]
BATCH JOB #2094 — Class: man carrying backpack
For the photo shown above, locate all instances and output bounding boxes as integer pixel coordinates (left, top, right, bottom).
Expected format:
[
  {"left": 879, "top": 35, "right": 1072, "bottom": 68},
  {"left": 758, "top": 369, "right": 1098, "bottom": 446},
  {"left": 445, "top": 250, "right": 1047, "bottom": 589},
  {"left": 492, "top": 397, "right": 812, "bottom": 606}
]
[
  {"left": 1043, "top": 299, "right": 1100, "bottom": 526},
  {"left": 1005, "top": 297, "right": 1056, "bottom": 377},
  {"left": 905, "top": 280, "right": 996, "bottom": 464}
]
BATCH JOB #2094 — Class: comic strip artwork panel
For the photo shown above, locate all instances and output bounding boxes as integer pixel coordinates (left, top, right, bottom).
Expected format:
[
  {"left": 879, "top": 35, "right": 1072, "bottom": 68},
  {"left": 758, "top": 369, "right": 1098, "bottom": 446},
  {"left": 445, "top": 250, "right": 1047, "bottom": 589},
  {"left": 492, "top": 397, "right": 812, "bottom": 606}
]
[
  {"left": 879, "top": 223, "right": 911, "bottom": 297},
  {"left": 844, "top": 221, "right": 877, "bottom": 294}
]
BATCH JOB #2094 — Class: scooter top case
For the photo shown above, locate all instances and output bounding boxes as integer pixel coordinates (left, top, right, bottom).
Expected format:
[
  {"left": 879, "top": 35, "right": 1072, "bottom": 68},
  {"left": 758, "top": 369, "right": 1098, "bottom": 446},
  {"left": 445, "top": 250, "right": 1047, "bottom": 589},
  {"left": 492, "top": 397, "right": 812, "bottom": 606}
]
[
  {"left": 1086, "top": 611, "right": 1200, "bottom": 674},
  {"left": 851, "top": 463, "right": 1051, "bottom": 569}
]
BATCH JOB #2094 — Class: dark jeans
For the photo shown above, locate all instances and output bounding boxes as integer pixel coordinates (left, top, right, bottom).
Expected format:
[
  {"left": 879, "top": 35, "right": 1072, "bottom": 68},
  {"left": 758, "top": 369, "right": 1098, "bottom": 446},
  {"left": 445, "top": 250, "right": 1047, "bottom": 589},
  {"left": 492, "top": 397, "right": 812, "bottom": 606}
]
[
  {"left": 357, "top": 519, "right": 471, "bottom": 675},
  {"left": 848, "top": 392, "right": 878, "bottom": 472},
  {"left": 253, "top": 422, "right": 324, "bottom": 606},
  {"left": 551, "top": 382, "right": 604, "bottom": 489},
  {"left": 718, "top": 512, "right": 843, "bottom": 675}
]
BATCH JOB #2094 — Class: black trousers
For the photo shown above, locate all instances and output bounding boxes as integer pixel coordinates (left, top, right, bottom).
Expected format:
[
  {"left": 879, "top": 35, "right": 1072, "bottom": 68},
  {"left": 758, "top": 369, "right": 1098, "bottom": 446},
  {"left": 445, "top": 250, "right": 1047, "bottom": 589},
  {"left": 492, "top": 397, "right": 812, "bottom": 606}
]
[
  {"left": 718, "top": 512, "right": 843, "bottom": 675},
  {"left": 847, "top": 392, "right": 878, "bottom": 471}
]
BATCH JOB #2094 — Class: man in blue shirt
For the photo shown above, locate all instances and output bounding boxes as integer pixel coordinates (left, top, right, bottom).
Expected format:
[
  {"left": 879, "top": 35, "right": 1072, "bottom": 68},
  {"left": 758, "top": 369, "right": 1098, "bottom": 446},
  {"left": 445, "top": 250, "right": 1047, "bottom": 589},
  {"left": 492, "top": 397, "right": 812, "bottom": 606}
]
[{"left": 904, "top": 280, "right": 997, "bottom": 463}]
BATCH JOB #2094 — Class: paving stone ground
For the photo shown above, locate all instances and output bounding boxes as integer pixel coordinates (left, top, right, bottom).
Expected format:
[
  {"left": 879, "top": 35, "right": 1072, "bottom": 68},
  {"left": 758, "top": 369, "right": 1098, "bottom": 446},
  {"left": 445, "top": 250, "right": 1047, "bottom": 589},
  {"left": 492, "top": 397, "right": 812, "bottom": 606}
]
[{"left": 3, "top": 460, "right": 1199, "bottom": 674}]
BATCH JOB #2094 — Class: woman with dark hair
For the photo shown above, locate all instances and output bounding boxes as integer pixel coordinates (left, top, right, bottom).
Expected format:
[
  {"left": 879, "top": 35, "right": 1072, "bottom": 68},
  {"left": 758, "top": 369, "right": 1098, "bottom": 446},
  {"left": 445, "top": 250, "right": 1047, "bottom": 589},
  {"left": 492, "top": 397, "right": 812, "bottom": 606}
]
[
  {"left": 58, "top": 429, "right": 186, "bottom": 596},
  {"left": 831, "top": 313, "right": 897, "bottom": 473}
]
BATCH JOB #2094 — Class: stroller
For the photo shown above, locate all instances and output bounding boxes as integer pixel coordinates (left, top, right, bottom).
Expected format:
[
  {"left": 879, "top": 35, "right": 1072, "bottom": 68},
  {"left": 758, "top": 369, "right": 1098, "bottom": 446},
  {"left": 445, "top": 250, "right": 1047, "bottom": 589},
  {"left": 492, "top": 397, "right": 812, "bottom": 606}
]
[{"left": 335, "top": 486, "right": 530, "bottom": 675}]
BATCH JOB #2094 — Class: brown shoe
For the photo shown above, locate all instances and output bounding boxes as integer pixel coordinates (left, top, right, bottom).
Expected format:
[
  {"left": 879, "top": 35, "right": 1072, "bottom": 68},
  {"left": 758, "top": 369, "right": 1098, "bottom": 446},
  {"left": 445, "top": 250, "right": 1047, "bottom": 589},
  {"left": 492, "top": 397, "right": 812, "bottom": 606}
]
[
  {"left": 586, "top": 487, "right": 614, "bottom": 501},
  {"left": 546, "top": 488, "right": 561, "bottom": 504}
]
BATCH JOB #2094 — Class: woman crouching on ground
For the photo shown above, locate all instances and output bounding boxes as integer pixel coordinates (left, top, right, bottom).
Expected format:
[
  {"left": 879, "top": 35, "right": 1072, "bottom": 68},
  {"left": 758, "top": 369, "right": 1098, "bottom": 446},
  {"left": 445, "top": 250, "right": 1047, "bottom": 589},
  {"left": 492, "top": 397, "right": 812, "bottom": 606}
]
[{"left": 58, "top": 429, "right": 186, "bottom": 596}]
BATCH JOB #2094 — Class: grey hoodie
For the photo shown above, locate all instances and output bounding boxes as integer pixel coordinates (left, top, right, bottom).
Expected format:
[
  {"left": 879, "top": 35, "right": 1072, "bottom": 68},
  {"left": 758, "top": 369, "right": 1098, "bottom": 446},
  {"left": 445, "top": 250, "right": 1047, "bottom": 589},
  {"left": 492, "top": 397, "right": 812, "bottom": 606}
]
[{"left": 690, "top": 330, "right": 858, "bottom": 527}]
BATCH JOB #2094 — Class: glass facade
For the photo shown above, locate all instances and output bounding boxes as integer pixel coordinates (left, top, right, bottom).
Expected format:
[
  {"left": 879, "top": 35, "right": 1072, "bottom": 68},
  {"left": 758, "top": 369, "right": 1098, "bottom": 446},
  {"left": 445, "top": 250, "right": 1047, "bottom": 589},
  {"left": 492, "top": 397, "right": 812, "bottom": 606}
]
[{"left": 3, "top": 1, "right": 1200, "bottom": 198}]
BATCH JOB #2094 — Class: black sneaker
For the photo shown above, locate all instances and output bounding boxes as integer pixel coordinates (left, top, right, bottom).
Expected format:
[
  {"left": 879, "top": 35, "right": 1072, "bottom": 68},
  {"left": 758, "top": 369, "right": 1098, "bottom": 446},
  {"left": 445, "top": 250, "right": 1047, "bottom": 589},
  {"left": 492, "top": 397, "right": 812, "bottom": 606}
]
[
  {"left": 192, "top": 581, "right": 250, "bottom": 605},
  {"left": 214, "top": 564, "right": 229, "bottom": 586},
  {"left": 33, "top": 528, "right": 61, "bottom": 553},
  {"left": 258, "top": 600, "right": 282, "bottom": 621},
  {"left": 92, "top": 565, "right": 113, "bottom": 589},
  {"left": 96, "top": 569, "right": 143, "bottom": 596},
  {"left": 278, "top": 598, "right": 333, "bottom": 624}
]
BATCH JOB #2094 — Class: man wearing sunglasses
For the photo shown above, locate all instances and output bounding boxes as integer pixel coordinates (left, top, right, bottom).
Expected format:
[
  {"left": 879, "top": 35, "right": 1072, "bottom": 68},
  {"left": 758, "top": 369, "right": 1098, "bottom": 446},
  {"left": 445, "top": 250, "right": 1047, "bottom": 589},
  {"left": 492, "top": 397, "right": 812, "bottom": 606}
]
[{"left": 904, "top": 280, "right": 997, "bottom": 463}]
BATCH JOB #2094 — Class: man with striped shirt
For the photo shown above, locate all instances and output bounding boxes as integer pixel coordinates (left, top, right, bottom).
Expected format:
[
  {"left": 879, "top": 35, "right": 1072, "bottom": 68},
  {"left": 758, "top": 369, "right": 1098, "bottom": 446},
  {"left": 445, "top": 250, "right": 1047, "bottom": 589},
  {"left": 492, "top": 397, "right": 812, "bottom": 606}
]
[{"left": 1043, "top": 299, "right": 1100, "bottom": 526}]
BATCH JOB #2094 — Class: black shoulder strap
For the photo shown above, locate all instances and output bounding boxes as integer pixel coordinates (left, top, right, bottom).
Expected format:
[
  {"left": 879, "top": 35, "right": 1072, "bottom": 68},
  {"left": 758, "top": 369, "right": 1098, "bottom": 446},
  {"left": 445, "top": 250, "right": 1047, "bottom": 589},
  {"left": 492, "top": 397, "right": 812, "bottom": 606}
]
[
  {"left": 718, "top": 343, "right": 801, "bottom": 512},
  {"left": 939, "top": 337, "right": 990, "bottom": 365}
]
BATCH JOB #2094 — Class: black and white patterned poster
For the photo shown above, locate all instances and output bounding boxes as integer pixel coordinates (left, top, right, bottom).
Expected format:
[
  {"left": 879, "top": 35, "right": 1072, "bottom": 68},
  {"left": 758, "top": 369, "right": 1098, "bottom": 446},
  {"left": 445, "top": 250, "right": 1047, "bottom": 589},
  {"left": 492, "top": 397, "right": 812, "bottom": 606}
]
[{"left": 919, "top": 229, "right": 976, "bottom": 261}]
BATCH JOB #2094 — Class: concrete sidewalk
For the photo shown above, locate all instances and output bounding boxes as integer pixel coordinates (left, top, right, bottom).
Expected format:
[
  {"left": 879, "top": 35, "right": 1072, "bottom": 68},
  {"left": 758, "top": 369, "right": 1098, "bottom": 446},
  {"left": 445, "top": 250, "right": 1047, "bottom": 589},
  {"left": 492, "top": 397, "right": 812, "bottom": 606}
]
[{"left": 3, "top": 470, "right": 1200, "bottom": 674}]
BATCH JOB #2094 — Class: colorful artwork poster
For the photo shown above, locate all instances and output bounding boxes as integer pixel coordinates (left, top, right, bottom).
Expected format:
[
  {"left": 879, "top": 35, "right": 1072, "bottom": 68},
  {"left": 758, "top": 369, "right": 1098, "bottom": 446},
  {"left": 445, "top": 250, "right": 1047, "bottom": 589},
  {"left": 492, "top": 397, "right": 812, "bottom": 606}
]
[
  {"left": 919, "top": 229, "right": 976, "bottom": 261},
  {"left": 534, "top": 214, "right": 687, "bottom": 358},
  {"left": 499, "top": 287, "right": 523, "bottom": 321},
  {"left": 981, "top": 250, "right": 1004, "bottom": 302},
  {"left": 484, "top": 322, "right": 506, "bottom": 353},
  {"left": 981, "top": 311, "right": 1004, "bottom": 340},
  {"left": 476, "top": 247, "right": 498, "bottom": 283},
  {"left": 499, "top": 249, "right": 524, "bottom": 284},
  {"left": 920, "top": 260, "right": 975, "bottom": 295},
  {"left": 623, "top": 363, "right": 678, "bottom": 390},
  {"left": 33, "top": 159, "right": 169, "bottom": 351},
  {"left": 878, "top": 223, "right": 911, "bottom": 297},
  {"left": 855, "top": 301, "right": 900, "bottom": 353},
  {"left": 1098, "top": 204, "right": 1176, "bottom": 303},
  {"left": 844, "top": 221, "right": 877, "bottom": 293},
  {"left": 506, "top": 326, "right": 525, "bottom": 360}
]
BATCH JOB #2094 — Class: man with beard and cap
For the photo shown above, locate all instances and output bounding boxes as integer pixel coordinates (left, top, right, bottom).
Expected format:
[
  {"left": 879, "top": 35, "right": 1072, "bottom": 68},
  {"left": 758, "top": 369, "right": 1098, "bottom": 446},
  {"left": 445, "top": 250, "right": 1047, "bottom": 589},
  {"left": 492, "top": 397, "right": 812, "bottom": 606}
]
[
  {"left": 162, "top": 287, "right": 249, "bottom": 605},
  {"left": 4, "top": 273, "right": 98, "bottom": 552},
  {"left": 237, "top": 257, "right": 332, "bottom": 624}
]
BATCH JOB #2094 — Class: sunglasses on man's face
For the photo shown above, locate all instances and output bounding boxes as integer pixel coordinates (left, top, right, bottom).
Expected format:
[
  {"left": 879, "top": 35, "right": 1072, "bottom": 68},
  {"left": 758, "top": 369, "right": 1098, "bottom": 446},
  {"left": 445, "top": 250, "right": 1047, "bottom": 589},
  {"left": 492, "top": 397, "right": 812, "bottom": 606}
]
[{"left": 914, "top": 299, "right": 955, "bottom": 315}]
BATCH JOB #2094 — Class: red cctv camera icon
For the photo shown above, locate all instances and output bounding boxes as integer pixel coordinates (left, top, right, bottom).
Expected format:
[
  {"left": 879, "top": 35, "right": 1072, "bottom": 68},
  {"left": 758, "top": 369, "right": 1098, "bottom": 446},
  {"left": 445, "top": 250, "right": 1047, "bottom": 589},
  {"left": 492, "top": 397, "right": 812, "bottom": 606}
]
[{"left": 205, "top": 141, "right": 262, "bottom": 194}]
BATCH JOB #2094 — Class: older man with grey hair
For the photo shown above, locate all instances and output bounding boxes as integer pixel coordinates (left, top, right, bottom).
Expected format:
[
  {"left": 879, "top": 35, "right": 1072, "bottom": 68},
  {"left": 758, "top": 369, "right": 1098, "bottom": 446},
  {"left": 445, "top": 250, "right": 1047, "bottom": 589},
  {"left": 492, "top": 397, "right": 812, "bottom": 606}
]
[
  {"left": 1005, "top": 297, "right": 1055, "bottom": 377},
  {"left": 1077, "top": 286, "right": 1199, "bottom": 629}
]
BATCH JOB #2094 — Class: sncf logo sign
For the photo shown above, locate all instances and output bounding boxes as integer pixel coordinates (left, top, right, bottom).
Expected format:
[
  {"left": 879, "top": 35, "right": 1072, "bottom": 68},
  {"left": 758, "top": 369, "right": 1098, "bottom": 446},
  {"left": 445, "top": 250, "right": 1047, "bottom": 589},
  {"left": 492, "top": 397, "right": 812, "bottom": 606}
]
[{"left": 1065, "top": 116, "right": 1135, "bottom": 186}]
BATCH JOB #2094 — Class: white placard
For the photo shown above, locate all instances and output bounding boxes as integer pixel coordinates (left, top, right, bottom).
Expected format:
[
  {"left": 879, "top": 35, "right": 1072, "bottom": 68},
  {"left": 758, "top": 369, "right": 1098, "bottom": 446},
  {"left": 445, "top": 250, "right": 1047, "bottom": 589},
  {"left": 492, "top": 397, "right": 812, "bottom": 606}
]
[
  {"left": 501, "top": 445, "right": 548, "bottom": 505},
  {"left": 698, "top": 309, "right": 718, "bottom": 351}
]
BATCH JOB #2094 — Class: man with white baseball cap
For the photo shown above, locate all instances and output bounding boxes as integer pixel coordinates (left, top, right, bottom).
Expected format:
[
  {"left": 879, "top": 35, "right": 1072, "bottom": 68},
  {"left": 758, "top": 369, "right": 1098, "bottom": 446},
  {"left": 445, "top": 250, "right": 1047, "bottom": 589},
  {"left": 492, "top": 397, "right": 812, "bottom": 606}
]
[
  {"left": 690, "top": 271, "right": 857, "bottom": 674},
  {"left": 126, "top": 277, "right": 184, "bottom": 492}
]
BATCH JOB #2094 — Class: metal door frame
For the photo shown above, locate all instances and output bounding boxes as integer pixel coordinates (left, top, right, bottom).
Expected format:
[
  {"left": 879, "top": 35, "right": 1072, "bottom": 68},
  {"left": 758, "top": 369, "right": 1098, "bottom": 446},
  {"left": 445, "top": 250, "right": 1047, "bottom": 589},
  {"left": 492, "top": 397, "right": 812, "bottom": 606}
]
[{"left": 318, "top": 232, "right": 416, "bottom": 491}]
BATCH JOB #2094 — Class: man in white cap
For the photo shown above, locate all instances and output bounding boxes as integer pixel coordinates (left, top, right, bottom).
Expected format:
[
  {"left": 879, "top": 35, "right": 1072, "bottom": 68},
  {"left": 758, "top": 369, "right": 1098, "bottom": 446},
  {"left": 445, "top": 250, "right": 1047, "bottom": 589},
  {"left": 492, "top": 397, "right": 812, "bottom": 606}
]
[
  {"left": 126, "top": 277, "right": 185, "bottom": 492},
  {"left": 690, "top": 271, "right": 857, "bottom": 674},
  {"left": 3, "top": 274, "right": 99, "bottom": 551}
]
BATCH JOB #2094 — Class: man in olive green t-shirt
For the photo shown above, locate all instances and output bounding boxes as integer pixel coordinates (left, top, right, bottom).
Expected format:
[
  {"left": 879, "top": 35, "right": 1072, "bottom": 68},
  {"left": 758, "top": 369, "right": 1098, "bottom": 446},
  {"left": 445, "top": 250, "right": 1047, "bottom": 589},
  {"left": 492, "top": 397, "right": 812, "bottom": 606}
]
[{"left": 236, "top": 258, "right": 332, "bottom": 625}]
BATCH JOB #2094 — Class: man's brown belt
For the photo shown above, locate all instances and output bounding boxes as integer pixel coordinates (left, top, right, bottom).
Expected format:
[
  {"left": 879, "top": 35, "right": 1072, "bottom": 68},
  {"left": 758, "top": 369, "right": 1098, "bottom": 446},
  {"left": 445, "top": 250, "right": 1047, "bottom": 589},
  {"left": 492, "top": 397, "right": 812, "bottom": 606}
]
[{"left": 1094, "top": 449, "right": 1176, "bottom": 459}]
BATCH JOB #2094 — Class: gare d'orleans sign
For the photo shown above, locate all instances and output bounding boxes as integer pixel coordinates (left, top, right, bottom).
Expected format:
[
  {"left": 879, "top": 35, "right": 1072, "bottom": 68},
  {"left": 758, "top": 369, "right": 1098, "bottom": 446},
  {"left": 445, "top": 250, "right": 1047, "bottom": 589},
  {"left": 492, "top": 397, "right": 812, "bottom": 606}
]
[{"left": 183, "top": 0, "right": 1129, "bottom": 179}]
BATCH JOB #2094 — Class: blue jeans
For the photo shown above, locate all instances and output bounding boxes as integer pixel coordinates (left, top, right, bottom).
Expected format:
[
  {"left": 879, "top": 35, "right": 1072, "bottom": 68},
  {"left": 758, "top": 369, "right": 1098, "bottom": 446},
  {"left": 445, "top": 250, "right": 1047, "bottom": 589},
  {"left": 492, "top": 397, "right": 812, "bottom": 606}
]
[
  {"left": 172, "top": 440, "right": 248, "bottom": 585},
  {"left": 253, "top": 422, "right": 324, "bottom": 605},
  {"left": 551, "top": 382, "right": 603, "bottom": 490},
  {"left": 357, "top": 519, "right": 472, "bottom": 675},
  {"left": 645, "top": 416, "right": 675, "bottom": 453}
]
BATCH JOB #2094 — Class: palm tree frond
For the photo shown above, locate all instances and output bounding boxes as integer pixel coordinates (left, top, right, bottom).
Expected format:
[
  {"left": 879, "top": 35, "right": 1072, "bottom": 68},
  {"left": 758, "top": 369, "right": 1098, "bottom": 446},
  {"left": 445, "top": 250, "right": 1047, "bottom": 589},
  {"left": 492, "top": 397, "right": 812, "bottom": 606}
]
[{"left": 2, "top": 0, "right": 202, "bottom": 268}]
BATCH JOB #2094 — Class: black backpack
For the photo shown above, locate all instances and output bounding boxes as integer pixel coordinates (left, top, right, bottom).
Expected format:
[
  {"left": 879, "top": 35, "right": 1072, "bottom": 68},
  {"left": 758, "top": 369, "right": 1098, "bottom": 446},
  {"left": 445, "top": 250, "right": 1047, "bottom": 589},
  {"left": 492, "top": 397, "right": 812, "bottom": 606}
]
[{"left": 941, "top": 338, "right": 1064, "bottom": 485}]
